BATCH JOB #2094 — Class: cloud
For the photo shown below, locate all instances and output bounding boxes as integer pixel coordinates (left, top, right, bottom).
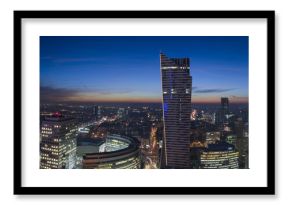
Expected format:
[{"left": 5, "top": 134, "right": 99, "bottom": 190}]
[
  {"left": 40, "top": 86, "right": 134, "bottom": 103},
  {"left": 192, "top": 88, "right": 235, "bottom": 94},
  {"left": 192, "top": 86, "right": 198, "bottom": 90},
  {"left": 40, "top": 86, "right": 80, "bottom": 102},
  {"left": 92, "top": 89, "right": 132, "bottom": 95},
  {"left": 229, "top": 95, "right": 249, "bottom": 103},
  {"left": 229, "top": 95, "right": 247, "bottom": 100}
]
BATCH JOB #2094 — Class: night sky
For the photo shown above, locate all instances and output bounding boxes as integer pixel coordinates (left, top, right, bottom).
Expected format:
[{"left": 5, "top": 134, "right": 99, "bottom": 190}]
[{"left": 40, "top": 36, "right": 248, "bottom": 104}]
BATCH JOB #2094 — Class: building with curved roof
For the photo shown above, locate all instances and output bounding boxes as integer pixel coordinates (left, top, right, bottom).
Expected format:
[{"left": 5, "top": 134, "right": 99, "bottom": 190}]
[
  {"left": 200, "top": 142, "right": 239, "bottom": 169},
  {"left": 82, "top": 134, "right": 141, "bottom": 169}
]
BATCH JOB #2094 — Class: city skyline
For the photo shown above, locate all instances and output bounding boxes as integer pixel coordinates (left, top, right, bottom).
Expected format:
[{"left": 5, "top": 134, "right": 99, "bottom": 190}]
[{"left": 40, "top": 36, "right": 248, "bottom": 104}]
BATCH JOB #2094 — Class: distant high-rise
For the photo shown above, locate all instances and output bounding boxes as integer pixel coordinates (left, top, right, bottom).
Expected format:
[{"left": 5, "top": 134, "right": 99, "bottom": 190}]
[
  {"left": 93, "top": 106, "right": 98, "bottom": 120},
  {"left": 117, "top": 108, "right": 125, "bottom": 119},
  {"left": 97, "top": 106, "right": 102, "bottom": 119},
  {"left": 235, "top": 118, "right": 249, "bottom": 168},
  {"left": 217, "top": 97, "right": 230, "bottom": 128},
  {"left": 160, "top": 53, "right": 192, "bottom": 169},
  {"left": 93, "top": 105, "right": 102, "bottom": 120},
  {"left": 221, "top": 97, "right": 229, "bottom": 114},
  {"left": 40, "top": 113, "right": 77, "bottom": 169}
]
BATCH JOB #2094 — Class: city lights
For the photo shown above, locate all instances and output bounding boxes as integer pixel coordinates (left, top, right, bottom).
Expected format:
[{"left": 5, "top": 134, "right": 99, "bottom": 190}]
[{"left": 40, "top": 36, "right": 248, "bottom": 169}]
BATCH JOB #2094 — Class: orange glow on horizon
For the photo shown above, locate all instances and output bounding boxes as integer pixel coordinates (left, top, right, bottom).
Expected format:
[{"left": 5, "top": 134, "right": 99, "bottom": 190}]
[
  {"left": 58, "top": 96, "right": 248, "bottom": 104},
  {"left": 56, "top": 91, "right": 248, "bottom": 104},
  {"left": 191, "top": 96, "right": 248, "bottom": 104}
]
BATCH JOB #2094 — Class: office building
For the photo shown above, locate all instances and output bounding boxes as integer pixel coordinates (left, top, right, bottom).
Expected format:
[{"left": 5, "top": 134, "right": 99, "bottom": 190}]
[
  {"left": 40, "top": 112, "right": 77, "bottom": 169},
  {"left": 160, "top": 53, "right": 192, "bottom": 168},
  {"left": 200, "top": 142, "right": 239, "bottom": 169},
  {"left": 117, "top": 108, "right": 126, "bottom": 119},
  {"left": 216, "top": 97, "right": 230, "bottom": 128},
  {"left": 236, "top": 137, "right": 249, "bottom": 168},
  {"left": 221, "top": 97, "right": 229, "bottom": 114},
  {"left": 93, "top": 105, "right": 103, "bottom": 120}
]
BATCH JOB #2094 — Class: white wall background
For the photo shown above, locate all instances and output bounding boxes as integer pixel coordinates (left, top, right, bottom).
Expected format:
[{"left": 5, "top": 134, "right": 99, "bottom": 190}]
[{"left": 0, "top": 0, "right": 286, "bottom": 204}]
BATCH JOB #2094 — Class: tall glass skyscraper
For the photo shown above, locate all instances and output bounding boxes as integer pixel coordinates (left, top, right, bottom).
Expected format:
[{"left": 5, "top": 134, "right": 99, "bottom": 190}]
[{"left": 160, "top": 53, "right": 192, "bottom": 169}]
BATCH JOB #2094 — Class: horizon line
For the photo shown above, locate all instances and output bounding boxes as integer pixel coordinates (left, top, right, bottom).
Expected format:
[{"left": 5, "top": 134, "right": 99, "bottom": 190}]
[{"left": 41, "top": 101, "right": 249, "bottom": 104}]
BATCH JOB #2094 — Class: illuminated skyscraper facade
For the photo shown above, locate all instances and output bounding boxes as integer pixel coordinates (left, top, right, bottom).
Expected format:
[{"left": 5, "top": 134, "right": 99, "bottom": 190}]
[
  {"left": 40, "top": 113, "right": 77, "bottom": 169},
  {"left": 200, "top": 143, "right": 239, "bottom": 169},
  {"left": 160, "top": 53, "right": 192, "bottom": 168}
]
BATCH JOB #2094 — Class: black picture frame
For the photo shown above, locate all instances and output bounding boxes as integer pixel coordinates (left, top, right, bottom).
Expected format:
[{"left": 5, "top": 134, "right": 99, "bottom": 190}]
[{"left": 14, "top": 10, "right": 275, "bottom": 195}]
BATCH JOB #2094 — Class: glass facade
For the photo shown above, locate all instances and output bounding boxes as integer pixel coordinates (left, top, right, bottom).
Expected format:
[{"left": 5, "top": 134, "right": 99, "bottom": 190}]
[
  {"left": 200, "top": 151, "right": 239, "bottom": 169},
  {"left": 200, "top": 143, "right": 239, "bottom": 169},
  {"left": 40, "top": 115, "right": 77, "bottom": 169},
  {"left": 160, "top": 53, "right": 192, "bottom": 168}
]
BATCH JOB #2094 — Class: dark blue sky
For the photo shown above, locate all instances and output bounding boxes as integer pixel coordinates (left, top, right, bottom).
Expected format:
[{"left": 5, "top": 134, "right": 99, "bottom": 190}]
[{"left": 40, "top": 36, "right": 248, "bottom": 103}]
